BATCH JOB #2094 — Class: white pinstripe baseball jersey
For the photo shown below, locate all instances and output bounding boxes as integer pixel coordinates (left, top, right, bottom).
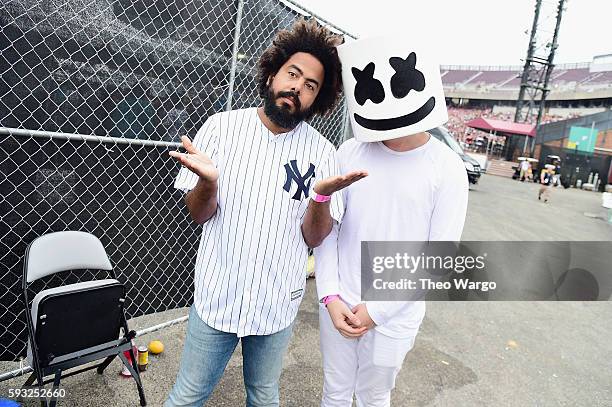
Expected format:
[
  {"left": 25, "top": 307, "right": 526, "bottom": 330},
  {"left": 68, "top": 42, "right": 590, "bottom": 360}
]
[{"left": 174, "top": 107, "right": 342, "bottom": 336}]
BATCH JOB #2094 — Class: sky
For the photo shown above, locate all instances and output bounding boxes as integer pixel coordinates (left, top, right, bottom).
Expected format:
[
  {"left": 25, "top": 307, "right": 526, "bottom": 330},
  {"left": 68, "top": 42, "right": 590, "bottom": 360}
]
[{"left": 290, "top": 0, "right": 612, "bottom": 66}]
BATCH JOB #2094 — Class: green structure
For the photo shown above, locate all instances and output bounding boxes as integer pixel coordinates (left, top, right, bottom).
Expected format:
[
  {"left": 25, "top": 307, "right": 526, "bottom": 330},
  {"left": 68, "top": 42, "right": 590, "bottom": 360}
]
[{"left": 567, "top": 126, "right": 598, "bottom": 153}]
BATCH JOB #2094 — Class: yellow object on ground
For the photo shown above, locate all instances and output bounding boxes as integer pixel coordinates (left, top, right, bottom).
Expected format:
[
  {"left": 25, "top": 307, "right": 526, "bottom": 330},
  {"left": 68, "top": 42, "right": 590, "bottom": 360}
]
[
  {"left": 148, "top": 340, "right": 164, "bottom": 354},
  {"left": 307, "top": 255, "right": 315, "bottom": 277}
]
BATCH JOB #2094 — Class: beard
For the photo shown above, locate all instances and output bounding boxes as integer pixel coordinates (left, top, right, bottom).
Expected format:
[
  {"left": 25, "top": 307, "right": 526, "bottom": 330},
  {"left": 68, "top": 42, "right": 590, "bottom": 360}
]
[{"left": 263, "top": 87, "right": 312, "bottom": 130}]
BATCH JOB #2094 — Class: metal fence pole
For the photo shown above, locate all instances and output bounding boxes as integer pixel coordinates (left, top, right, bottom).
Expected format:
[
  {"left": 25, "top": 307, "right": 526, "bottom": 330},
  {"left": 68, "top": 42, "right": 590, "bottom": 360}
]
[
  {"left": 226, "top": 0, "right": 246, "bottom": 111},
  {"left": 341, "top": 105, "right": 351, "bottom": 143}
]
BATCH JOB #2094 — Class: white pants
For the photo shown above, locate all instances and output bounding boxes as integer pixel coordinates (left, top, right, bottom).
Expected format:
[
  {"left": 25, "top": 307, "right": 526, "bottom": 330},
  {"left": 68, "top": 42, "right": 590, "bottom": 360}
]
[{"left": 319, "top": 305, "right": 416, "bottom": 407}]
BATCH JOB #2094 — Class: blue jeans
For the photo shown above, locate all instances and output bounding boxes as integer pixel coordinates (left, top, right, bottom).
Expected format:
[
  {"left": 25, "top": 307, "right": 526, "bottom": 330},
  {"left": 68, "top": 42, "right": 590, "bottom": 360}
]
[{"left": 164, "top": 306, "right": 294, "bottom": 407}]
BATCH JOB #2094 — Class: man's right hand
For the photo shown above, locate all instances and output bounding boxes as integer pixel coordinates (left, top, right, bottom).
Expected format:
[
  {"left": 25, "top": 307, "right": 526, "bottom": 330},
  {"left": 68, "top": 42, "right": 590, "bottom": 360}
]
[
  {"left": 326, "top": 299, "right": 368, "bottom": 338},
  {"left": 169, "top": 136, "right": 219, "bottom": 183}
]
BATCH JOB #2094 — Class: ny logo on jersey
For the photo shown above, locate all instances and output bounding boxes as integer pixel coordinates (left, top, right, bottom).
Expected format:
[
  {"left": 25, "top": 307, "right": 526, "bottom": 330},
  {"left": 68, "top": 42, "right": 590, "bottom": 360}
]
[{"left": 283, "top": 160, "right": 316, "bottom": 201}]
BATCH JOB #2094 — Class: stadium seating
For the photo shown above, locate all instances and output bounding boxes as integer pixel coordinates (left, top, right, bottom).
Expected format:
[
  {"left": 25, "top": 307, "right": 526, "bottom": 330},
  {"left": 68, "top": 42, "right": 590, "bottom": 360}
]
[{"left": 441, "top": 64, "right": 612, "bottom": 91}]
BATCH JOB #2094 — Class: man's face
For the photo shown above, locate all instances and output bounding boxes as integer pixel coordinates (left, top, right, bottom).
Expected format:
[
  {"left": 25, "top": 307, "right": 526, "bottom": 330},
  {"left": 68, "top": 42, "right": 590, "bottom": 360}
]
[{"left": 264, "top": 52, "right": 325, "bottom": 129}]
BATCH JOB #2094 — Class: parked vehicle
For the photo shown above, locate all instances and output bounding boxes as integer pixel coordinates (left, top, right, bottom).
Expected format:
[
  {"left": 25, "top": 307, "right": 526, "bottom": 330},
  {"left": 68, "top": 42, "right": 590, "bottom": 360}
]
[{"left": 429, "top": 127, "right": 482, "bottom": 184}]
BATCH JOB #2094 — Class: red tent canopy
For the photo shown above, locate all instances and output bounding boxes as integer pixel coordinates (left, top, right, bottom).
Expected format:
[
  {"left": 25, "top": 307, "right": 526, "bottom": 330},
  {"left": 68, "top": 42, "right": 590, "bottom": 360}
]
[{"left": 466, "top": 118, "right": 536, "bottom": 137}]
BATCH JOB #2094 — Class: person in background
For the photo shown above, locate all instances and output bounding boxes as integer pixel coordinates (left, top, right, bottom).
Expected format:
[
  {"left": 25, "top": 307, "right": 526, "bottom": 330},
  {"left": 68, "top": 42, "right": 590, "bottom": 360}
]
[
  {"left": 519, "top": 159, "right": 530, "bottom": 182},
  {"left": 539, "top": 166, "right": 553, "bottom": 202}
]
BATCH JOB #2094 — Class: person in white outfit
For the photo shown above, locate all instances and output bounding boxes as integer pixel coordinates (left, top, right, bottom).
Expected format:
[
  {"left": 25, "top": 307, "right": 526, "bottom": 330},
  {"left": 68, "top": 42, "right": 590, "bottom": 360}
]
[{"left": 314, "top": 36, "right": 469, "bottom": 406}]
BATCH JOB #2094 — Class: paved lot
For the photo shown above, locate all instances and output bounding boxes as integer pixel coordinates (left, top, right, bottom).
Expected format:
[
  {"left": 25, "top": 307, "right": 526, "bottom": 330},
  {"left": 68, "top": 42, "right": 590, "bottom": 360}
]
[
  {"left": 464, "top": 174, "right": 612, "bottom": 241},
  {"left": 2, "top": 174, "right": 611, "bottom": 406}
]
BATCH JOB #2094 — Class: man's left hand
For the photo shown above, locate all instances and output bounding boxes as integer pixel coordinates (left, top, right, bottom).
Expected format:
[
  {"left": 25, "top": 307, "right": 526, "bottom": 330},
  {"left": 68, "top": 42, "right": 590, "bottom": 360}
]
[
  {"left": 314, "top": 171, "right": 368, "bottom": 196},
  {"left": 350, "top": 303, "right": 376, "bottom": 330}
]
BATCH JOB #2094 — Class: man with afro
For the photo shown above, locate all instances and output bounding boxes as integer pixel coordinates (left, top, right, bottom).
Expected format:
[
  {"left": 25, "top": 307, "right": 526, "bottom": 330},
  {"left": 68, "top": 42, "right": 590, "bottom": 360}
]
[{"left": 166, "top": 18, "right": 366, "bottom": 406}]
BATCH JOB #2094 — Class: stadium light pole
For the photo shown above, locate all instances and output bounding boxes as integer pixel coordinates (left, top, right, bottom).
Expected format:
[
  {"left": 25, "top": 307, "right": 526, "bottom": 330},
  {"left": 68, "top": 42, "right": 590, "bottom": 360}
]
[
  {"left": 514, "top": 0, "right": 541, "bottom": 125},
  {"left": 513, "top": 0, "right": 566, "bottom": 159}
]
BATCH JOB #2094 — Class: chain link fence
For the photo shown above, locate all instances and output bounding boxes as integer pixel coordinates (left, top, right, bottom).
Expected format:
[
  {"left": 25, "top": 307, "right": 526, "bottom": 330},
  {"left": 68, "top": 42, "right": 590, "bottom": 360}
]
[{"left": 0, "top": 0, "right": 355, "bottom": 368}]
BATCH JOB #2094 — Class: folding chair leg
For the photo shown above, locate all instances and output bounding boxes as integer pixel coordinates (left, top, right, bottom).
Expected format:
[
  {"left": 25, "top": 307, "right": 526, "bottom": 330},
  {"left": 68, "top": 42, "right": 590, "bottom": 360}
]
[
  {"left": 24, "top": 372, "right": 37, "bottom": 386},
  {"left": 34, "top": 368, "right": 48, "bottom": 407},
  {"left": 48, "top": 369, "right": 62, "bottom": 407},
  {"left": 118, "top": 351, "right": 147, "bottom": 406},
  {"left": 17, "top": 373, "right": 38, "bottom": 405},
  {"left": 130, "top": 351, "right": 147, "bottom": 407},
  {"left": 97, "top": 354, "right": 117, "bottom": 374},
  {"left": 135, "top": 372, "right": 147, "bottom": 407}
]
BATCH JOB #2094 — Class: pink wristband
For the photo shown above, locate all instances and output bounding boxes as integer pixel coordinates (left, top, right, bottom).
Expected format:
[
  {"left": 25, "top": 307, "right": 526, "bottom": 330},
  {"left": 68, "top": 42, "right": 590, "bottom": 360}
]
[
  {"left": 322, "top": 295, "right": 340, "bottom": 305},
  {"left": 312, "top": 192, "right": 332, "bottom": 203}
]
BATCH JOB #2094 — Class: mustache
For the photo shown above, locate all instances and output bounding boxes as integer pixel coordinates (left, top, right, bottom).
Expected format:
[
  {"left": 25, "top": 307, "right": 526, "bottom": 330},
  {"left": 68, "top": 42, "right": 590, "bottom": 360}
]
[{"left": 276, "top": 91, "right": 301, "bottom": 109}]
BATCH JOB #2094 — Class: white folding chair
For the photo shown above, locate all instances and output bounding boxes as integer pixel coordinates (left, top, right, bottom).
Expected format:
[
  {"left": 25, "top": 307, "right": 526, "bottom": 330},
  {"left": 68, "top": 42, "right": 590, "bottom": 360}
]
[{"left": 22, "top": 231, "right": 146, "bottom": 407}]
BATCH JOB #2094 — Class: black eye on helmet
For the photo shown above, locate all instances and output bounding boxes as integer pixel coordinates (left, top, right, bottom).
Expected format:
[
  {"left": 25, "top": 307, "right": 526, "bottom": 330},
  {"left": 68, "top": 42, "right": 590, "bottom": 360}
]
[
  {"left": 389, "top": 52, "right": 426, "bottom": 99},
  {"left": 352, "top": 62, "right": 385, "bottom": 106}
]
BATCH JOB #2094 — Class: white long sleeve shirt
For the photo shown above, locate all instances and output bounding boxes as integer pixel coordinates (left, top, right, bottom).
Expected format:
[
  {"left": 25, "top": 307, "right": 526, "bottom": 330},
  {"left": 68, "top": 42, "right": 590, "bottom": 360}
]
[{"left": 315, "top": 135, "right": 468, "bottom": 338}]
